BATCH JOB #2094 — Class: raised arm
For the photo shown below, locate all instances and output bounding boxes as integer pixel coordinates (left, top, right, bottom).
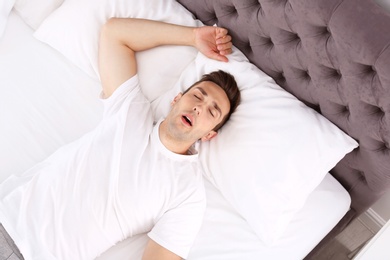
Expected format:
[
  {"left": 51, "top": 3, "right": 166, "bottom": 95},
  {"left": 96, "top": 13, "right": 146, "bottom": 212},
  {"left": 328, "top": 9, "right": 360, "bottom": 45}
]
[{"left": 98, "top": 18, "right": 232, "bottom": 98}]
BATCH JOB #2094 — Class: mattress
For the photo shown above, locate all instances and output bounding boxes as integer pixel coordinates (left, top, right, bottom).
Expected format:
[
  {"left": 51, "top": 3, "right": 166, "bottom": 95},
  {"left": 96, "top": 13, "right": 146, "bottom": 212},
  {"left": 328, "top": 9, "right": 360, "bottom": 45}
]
[{"left": 0, "top": 10, "right": 351, "bottom": 260}]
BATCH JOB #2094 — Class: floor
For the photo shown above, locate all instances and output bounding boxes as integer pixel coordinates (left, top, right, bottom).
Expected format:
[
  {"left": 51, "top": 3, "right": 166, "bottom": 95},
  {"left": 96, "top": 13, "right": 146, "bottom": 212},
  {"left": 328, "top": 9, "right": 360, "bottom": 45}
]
[
  {"left": 0, "top": 225, "right": 23, "bottom": 260},
  {"left": 315, "top": 217, "right": 376, "bottom": 260}
]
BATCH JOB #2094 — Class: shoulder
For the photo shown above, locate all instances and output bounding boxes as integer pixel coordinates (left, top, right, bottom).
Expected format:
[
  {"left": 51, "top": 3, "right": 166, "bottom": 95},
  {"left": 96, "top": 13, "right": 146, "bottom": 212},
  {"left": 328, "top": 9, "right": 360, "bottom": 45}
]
[
  {"left": 100, "top": 75, "right": 151, "bottom": 116},
  {"left": 100, "top": 75, "right": 140, "bottom": 100}
]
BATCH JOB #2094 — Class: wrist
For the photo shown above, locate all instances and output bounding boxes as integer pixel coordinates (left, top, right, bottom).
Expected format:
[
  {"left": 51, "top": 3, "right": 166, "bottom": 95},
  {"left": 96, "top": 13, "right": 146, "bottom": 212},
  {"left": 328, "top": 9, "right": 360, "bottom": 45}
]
[{"left": 191, "top": 27, "right": 200, "bottom": 48}]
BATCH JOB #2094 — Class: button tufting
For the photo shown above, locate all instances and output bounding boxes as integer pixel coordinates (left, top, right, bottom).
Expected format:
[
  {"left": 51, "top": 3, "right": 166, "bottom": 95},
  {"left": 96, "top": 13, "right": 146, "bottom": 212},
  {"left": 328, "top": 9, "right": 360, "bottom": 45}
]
[
  {"left": 377, "top": 107, "right": 385, "bottom": 118},
  {"left": 371, "top": 105, "right": 384, "bottom": 115},
  {"left": 377, "top": 140, "right": 390, "bottom": 152},
  {"left": 342, "top": 105, "right": 351, "bottom": 117},
  {"left": 278, "top": 71, "right": 286, "bottom": 82},
  {"left": 303, "top": 70, "right": 310, "bottom": 79},
  {"left": 360, "top": 102, "right": 386, "bottom": 119},
  {"left": 361, "top": 64, "right": 377, "bottom": 74},
  {"left": 358, "top": 171, "right": 367, "bottom": 183},
  {"left": 298, "top": 69, "right": 311, "bottom": 80},
  {"left": 224, "top": 2, "right": 236, "bottom": 12},
  {"left": 332, "top": 69, "right": 342, "bottom": 79}
]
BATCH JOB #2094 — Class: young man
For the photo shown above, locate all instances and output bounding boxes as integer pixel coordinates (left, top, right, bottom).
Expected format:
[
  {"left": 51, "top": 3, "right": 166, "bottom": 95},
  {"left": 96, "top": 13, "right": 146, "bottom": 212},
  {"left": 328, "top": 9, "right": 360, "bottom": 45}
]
[{"left": 0, "top": 18, "right": 240, "bottom": 260}]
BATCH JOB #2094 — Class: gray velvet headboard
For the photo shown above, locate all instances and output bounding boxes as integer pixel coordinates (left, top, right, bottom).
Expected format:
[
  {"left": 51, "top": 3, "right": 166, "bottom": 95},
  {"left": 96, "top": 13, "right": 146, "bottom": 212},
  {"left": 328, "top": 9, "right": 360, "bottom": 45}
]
[{"left": 176, "top": 0, "right": 390, "bottom": 258}]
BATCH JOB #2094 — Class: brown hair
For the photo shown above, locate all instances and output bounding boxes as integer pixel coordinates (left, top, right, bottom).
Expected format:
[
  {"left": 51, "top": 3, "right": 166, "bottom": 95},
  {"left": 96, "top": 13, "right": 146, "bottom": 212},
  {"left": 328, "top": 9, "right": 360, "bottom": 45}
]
[{"left": 183, "top": 70, "right": 241, "bottom": 131}]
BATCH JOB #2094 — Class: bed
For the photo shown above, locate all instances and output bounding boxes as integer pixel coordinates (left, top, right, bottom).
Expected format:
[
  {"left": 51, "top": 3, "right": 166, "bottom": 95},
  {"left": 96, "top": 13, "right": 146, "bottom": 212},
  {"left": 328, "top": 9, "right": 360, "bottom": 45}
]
[{"left": 0, "top": 0, "right": 389, "bottom": 259}]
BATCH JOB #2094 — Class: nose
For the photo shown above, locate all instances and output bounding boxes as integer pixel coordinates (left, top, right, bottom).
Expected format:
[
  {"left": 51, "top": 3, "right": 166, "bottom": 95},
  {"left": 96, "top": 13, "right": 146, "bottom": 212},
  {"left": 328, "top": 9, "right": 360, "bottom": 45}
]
[{"left": 193, "top": 105, "right": 202, "bottom": 115}]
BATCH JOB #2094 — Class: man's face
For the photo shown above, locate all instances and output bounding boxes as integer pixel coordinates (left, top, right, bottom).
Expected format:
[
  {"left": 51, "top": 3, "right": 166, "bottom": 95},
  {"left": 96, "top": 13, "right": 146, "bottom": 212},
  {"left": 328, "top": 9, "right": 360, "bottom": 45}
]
[{"left": 165, "top": 81, "right": 230, "bottom": 143}]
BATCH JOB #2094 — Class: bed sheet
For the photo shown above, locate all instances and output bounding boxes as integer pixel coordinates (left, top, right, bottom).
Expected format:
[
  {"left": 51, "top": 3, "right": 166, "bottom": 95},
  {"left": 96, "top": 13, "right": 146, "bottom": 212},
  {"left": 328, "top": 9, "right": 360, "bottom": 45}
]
[
  {"left": 0, "top": 11, "right": 350, "bottom": 260},
  {"left": 0, "top": 11, "right": 103, "bottom": 183}
]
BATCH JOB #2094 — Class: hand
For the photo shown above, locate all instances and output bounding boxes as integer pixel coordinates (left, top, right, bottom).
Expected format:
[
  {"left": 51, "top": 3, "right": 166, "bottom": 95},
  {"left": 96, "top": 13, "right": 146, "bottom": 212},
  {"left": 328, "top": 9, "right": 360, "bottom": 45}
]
[{"left": 193, "top": 26, "right": 233, "bottom": 62}]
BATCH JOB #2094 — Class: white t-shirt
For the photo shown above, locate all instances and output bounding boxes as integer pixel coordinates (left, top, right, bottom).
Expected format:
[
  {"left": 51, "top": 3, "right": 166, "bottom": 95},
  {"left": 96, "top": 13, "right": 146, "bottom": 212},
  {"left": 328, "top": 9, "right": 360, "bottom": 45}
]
[{"left": 0, "top": 75, "right": 206, "bottom": 260}]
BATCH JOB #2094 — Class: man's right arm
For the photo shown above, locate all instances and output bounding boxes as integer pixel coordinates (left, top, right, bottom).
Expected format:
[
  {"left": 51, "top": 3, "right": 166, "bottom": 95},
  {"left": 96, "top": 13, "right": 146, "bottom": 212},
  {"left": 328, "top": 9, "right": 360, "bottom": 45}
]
[{"left": 98, "top": 18, "right": 232, "bottom": 98}]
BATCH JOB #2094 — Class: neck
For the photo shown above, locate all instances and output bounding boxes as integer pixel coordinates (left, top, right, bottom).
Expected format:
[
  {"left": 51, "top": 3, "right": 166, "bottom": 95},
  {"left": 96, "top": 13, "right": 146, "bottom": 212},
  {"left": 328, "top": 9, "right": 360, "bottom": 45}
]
[{"left": 158, "top": 120, "right": 194, "bottom": 155}]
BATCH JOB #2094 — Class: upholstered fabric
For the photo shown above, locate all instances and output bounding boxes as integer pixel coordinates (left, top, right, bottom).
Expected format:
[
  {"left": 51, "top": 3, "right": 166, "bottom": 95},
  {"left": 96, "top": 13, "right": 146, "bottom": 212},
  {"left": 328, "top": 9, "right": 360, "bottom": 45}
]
[{"left": 177, "top": 0, "right": 390, "bottom": 258}]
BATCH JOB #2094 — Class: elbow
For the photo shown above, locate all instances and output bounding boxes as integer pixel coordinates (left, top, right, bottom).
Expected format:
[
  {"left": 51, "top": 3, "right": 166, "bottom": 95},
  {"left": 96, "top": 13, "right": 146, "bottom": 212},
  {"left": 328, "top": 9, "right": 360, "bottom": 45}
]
[
  {"left": 100, "top": 18, "right": 119, "bottom": 39},
  {"left": 99, "top": 18, "right": 126, "bottom": 49},
  {"left": 104, "top": 17, "right": 121, "bottom": 28},
  {"left": 100, "top": 18, "right": 138, "bottom": 46}
]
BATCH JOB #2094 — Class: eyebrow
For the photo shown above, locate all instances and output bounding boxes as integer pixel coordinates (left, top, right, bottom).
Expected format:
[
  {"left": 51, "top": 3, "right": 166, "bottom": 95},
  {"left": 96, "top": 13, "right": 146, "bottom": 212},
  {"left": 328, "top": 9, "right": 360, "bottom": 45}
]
[{"left": 195, "top": 87, "right": 222, "bottom": 116}]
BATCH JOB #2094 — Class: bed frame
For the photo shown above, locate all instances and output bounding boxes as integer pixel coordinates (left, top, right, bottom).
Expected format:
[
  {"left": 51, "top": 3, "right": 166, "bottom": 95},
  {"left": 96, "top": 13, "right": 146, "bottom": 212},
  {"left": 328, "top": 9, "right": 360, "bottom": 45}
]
[{"left": 177, "top": 0, "right": 390, "bottom": 258}]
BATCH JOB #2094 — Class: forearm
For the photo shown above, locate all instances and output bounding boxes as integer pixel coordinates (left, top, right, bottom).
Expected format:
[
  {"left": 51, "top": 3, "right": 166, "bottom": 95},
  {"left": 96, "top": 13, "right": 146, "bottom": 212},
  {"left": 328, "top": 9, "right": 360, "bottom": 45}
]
[{"left": 105, "top": 18, "right": 196, "bottom": 52}]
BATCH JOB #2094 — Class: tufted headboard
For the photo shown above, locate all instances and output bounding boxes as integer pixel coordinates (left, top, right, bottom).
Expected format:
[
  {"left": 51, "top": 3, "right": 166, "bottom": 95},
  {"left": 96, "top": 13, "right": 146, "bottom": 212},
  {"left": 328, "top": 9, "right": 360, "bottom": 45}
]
[{"left": 177, "top": 0, "right": 390, "bottom": 258}]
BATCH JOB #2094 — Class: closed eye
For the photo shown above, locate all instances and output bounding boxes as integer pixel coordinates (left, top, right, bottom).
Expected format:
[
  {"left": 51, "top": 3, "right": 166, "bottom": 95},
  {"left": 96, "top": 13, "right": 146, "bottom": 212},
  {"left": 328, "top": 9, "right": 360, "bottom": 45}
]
[
  {"left": 194, "top": 95, "right": 201, "bottom": 100},
  {"left": 209, "top": 110, "right": 215, "bottom": 117}
]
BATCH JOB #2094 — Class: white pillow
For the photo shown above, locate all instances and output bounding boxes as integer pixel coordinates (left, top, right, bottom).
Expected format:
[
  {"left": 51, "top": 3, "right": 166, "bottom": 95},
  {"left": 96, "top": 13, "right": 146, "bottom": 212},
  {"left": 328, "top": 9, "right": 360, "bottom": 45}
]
[
  {"left": 152, "top": 49, "right": 358, "bottom": 245},
  {"left": 0, "top": 0, "right": 15, "bottom": 37},
  {"left": 34, "top": 0, "right": 201, "bottom": 102},
  {"left": 13, "top": 0, "right": 63, "bottom": 29}
]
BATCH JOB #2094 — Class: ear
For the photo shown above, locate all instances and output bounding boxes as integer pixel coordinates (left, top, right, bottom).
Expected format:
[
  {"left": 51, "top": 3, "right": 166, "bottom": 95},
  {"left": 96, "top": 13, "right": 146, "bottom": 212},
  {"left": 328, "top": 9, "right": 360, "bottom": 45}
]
[
  {"left": 171, "top": 92, "right": 183, "bottom": 106},
  {"left": 201, "top": 131, "right": 218, "bottom": 142}
]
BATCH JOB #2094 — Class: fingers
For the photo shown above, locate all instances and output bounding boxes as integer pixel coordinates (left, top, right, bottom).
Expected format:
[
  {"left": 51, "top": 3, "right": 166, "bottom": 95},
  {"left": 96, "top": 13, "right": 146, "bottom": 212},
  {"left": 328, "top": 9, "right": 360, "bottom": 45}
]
[
  {"left": 217, "top": 55, "right": 229, "bottom": 62},
  {"left": 217, "top": 40, "right": 232, "bottom": 53},
  {"left": 216, "top": 37, "right": 232, "bottom": 58},
  {"left": 196, "top": 26, "right": 232, "bottom": 62},
  {"left": 210, "top": 49, "right": 230, "bottom": 62},
  {"left": 216, "top": 27, "right": 229, "bottom": 39},
  {"left": 216, "top": 33, "right": 231, "bottom": 44},
  {"left": 209, "top": 52, "right": 229, "bottom": 62},
  {"left": 215, "top": 27, "right": 232, "bottom": 60}
]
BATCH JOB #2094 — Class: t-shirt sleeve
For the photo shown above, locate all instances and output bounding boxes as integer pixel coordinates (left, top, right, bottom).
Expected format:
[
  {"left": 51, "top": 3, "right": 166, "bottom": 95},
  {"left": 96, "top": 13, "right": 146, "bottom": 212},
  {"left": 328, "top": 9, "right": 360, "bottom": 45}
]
[
  {"left": 100, "top": 75, "right": 146, "bottom": 117},
  {"left": 147, "top": 186, "right": 206, "bottom": 259}
]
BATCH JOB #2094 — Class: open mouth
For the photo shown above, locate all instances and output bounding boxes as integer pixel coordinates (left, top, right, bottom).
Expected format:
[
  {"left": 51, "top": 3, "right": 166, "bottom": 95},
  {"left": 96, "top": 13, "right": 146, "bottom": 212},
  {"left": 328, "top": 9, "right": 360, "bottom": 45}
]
[{"left": 182, "top": 115, "right": 192, "bottom": 126}]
